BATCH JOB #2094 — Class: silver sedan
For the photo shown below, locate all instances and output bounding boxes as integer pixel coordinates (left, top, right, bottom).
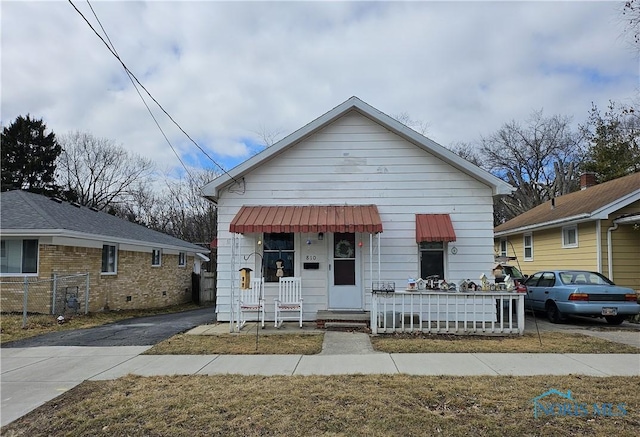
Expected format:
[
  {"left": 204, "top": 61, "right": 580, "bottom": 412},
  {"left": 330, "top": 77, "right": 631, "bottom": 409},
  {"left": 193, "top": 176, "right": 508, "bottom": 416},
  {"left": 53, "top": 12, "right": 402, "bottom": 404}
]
[{"left": 524, "top": 270, "right": 640, "bottom": 325}]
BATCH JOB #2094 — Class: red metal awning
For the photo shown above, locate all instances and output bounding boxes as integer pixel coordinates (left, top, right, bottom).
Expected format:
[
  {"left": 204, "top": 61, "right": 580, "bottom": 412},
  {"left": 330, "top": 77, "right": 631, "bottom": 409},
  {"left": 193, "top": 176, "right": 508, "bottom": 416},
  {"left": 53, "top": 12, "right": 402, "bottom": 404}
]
[
  {"left": 416, "top": 214, "right": 456, "bottom": 243},
  {"left": 230, "top": 205, "right": 383, "bottom": 234}
]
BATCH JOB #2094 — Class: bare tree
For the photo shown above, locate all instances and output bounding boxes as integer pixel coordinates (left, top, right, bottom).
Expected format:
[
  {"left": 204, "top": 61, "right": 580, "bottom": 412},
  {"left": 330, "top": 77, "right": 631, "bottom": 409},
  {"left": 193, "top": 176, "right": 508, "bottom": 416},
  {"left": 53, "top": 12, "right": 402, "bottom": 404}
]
[
  {"left": 254, "top": 124, "right": 285, "bottom": 148},
  {"left": 479, "top": 110, "right": 586, "bottom": 222},
  {"left": 159, "top": 169, "right": 218, "bottom": 244},
  {"left": 623, "top": 0, "right": 640, "bottom": 48},
  {"left": 448, "top": 141, "right": 484, "bottom": 167},
  {"left": 393, "top": 112, "right": 430, "bottom": 136},
  {"left": 56, "top": 131, "right": 155, "bottom": 211}
]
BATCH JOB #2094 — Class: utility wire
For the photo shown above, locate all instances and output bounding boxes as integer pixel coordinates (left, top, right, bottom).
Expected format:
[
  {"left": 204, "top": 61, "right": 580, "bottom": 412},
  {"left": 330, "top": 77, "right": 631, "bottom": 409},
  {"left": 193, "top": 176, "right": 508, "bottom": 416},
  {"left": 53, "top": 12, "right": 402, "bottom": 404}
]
[
  {"left": 68, "top": 0, "right": 237, "bottom": 183},
  {"left": 84, "top": 0, "right": 193, "bottom": 180}
]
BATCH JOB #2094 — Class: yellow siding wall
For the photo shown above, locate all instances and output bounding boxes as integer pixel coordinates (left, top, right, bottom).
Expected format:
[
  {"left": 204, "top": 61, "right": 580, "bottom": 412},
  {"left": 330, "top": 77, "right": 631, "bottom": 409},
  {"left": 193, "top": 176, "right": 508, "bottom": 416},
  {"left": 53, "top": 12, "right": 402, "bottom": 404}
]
[
  {"left": 600, "top": 202, "right": 640, "bottom": 292},
  {"left": 1, "top": 244, "right": 194, "bottom": 313},
  {"left": 495, "top": 223, "right": 599, "bottom": 276}
]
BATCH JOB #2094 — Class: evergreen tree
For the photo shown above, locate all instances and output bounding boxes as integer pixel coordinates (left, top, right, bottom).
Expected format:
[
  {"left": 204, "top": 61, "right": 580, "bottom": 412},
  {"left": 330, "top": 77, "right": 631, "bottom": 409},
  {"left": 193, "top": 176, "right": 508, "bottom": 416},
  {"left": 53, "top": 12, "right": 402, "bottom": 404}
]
[
  {"left": 1, "top": 115, "right": 62, "bottom": 195},
  {"left": 580, "top": 102, "right": 640, "bottom": 182}
]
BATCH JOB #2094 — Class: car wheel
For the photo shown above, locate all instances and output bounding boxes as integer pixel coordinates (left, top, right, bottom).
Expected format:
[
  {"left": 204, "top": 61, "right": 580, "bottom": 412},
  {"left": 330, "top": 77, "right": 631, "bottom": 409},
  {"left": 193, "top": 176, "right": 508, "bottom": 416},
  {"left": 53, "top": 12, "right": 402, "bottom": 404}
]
[
  {"left": 604, "top": 315, "right": 626, "bottom": 325},
  {"left": 546, "top": 302, "right": 564, "bottom": 324}
]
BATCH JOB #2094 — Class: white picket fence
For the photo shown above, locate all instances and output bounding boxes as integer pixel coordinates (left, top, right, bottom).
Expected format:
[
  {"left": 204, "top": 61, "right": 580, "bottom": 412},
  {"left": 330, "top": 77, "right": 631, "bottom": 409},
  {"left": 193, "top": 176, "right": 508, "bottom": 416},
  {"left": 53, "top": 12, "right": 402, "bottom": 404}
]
[{"left": 370, "top": 291, "right": 525, "bottom": 335}]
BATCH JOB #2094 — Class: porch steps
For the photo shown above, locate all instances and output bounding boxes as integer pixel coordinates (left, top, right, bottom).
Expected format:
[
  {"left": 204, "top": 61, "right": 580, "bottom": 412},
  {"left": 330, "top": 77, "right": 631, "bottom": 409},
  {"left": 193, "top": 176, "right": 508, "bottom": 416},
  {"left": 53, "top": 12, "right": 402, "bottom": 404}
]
[
  {"left": 316, "top": 310, "right": 370, "bottom": 331},
  {"left": 324, "top": 321, "right": 368, "bottom": 331}
]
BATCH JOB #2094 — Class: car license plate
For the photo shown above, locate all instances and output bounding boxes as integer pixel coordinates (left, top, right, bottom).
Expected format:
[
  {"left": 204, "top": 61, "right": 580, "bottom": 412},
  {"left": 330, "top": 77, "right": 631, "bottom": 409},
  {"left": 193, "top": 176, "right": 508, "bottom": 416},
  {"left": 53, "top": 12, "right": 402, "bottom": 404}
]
[{"left": 602, "top": 307, "right": 617, "bottom": 316}]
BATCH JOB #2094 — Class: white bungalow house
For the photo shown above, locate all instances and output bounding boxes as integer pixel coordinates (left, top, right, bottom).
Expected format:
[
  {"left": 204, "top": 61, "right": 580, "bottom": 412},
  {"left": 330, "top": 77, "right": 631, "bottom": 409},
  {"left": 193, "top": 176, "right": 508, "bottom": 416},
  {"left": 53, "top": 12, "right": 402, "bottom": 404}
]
[{"left": 201, "top": 97, "right": 514, "bottom": 328}]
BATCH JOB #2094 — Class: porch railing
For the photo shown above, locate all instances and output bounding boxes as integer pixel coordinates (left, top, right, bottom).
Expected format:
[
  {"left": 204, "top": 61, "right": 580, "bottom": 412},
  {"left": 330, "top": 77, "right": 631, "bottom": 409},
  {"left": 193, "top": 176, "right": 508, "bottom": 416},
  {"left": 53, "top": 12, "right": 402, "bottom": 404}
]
[{"left": 370, "top": 291, "right": 525, "bottom": 335}]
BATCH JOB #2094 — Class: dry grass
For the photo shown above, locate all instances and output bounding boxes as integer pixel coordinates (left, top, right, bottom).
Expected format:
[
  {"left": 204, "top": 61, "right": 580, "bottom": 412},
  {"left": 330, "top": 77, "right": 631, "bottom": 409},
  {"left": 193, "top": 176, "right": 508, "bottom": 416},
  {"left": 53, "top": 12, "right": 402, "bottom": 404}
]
[
  {"left": 143, "top": 330, "right": 638, "bottom": 355},
  {"left": 145, "top": 333, "right": 324, "bottom": 355},
  {"left": 2, "top": 374, "right": 639, "bottom": 436},
  {"left": 0, "top": 303, "right": 205, "bottom": 344},
  {"left": 372, "top": 331, "right": 640, "bottom": 354}
]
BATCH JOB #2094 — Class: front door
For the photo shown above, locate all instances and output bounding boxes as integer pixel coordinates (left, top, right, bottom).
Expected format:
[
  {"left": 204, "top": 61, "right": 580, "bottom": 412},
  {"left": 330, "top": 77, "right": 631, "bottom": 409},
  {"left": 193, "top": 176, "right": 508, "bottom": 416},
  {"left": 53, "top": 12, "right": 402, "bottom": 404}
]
[{"left": 329, "top": 232, "right": 362, "bottom": 309}]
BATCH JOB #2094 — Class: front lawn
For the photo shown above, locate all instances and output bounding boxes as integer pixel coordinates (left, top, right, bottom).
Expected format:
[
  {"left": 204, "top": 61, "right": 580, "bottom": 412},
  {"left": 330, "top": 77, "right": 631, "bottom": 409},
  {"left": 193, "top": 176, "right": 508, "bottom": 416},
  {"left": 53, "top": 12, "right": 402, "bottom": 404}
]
[{"left": 2, "top": 374, "right": 638, "bottom": 436}]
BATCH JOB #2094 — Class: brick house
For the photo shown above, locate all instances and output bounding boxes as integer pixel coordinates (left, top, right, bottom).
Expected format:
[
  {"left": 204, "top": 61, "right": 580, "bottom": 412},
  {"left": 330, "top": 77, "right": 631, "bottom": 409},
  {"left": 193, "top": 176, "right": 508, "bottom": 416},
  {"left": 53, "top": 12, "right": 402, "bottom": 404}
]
[{"left": 1, "top": 190, "right": 208, "bottom": 312}]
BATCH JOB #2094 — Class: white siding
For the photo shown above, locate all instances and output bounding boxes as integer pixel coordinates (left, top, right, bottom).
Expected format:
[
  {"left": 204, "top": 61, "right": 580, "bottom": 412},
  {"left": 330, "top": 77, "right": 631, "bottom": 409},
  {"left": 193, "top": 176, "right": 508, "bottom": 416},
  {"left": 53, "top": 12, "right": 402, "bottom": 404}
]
[{"left": 216, "top": 112, "right": 496, "bottom": 321}]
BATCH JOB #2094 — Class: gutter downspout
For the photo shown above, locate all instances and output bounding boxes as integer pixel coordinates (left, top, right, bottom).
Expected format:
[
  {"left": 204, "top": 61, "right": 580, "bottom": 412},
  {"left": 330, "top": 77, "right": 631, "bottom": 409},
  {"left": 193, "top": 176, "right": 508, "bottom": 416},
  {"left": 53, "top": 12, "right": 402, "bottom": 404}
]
[
  {"left": 596, "top": 221, "right": 602, "bottom": 273},
  {"left": 607, "top": 222, "right": 619, "bottom": 280}
]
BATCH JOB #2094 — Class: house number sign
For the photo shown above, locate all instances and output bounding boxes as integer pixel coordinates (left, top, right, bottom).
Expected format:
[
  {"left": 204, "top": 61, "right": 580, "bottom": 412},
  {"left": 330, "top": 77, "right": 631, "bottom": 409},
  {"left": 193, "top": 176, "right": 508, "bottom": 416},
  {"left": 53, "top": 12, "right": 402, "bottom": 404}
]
[{"left": 305, "top": 255, "right": 317, "bottom": 261}]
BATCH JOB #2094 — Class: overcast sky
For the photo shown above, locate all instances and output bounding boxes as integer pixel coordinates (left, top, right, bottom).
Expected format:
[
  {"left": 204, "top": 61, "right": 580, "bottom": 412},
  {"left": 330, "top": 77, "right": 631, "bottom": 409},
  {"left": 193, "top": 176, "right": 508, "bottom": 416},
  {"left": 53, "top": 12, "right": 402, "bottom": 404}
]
[{"left": 2, "top": 1, "right": 637, "bottom": 178}]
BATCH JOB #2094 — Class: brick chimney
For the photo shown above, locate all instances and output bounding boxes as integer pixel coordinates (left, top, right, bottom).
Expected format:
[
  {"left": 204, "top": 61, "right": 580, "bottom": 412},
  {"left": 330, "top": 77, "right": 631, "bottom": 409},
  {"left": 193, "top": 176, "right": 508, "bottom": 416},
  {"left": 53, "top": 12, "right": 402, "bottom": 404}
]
[{"left": 580, "top": 173, "right": 597, "bottom": 190}]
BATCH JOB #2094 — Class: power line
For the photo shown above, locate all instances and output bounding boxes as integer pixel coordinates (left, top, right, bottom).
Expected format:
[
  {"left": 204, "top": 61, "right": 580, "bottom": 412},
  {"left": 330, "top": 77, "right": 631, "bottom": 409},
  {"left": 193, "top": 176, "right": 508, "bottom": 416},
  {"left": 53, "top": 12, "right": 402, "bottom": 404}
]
[
  {"left": 84, "top": 0, "right": 193, "bottom": 181},
  {"left": 68, "top": 0, "right": 237, "bottom": 183}
]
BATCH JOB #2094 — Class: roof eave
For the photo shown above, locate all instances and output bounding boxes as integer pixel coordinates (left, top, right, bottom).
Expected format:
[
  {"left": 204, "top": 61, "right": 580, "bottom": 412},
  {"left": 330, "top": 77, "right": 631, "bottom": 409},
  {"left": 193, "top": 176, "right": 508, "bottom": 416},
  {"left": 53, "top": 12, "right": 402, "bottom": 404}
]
[
  {"left": 591, "top": 190, "right": 640, "bottom": 219},
  {"left": 494, "top": 213, "right": 592, "bottom": 237},
  {"left": 1, "top": 228, "right": 208, "bottom": 253}
]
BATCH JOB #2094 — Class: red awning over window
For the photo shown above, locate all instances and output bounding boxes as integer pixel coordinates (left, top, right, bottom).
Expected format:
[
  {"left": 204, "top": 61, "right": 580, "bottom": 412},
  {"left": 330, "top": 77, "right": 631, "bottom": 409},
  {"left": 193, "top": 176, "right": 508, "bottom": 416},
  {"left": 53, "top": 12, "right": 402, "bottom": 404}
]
[
  {"left": 230, "top": 205, "right": 383, "bottom": 234},
  {"left": 416, "top": 214, "right": 456, "bottom": 243}
]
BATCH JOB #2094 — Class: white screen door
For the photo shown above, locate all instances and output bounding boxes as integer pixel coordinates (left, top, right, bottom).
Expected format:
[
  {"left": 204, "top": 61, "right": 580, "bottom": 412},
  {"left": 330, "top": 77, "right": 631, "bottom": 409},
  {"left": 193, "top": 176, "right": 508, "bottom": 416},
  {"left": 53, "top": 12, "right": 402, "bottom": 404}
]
[{"left": 329, "top": 232, "right": 362, "bottom": 309}]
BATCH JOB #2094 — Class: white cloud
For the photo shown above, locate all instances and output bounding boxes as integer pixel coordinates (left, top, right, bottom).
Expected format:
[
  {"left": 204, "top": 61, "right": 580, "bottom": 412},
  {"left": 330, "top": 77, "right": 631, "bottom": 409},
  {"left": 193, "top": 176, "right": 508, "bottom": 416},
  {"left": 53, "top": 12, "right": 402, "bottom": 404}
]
[{"left": 2, "top": 0, "right": 637, "bottom": 176}]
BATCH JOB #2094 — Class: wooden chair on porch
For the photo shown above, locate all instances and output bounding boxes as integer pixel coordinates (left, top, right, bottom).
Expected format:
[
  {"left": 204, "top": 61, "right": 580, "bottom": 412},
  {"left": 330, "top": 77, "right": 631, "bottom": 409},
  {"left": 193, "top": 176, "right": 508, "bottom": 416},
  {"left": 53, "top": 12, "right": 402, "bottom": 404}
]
[
  {"left": 275, "top": 277, "right": 303, "bottom": 328},
  {"left": 238, "top": 277, "right": 264, "bottom": 329}
]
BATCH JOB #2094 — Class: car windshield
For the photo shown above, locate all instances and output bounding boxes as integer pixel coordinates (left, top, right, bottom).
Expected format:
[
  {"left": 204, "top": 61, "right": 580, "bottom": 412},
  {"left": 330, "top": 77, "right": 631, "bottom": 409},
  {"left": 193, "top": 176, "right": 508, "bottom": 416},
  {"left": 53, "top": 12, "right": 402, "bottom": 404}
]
[
  {"left": 504, "top": 265, "right": 524, "bottom": 279},
  {"left": 558, "top": 271, "right": 614, "bottom": 286}
]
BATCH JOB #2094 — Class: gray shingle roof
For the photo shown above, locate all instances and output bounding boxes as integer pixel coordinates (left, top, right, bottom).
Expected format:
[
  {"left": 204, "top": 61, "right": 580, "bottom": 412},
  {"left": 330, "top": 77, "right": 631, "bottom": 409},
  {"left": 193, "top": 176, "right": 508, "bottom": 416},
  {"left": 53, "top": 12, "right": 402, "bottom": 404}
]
[{"left": 1, "top": 190, "right": 206, "bottom": 252}]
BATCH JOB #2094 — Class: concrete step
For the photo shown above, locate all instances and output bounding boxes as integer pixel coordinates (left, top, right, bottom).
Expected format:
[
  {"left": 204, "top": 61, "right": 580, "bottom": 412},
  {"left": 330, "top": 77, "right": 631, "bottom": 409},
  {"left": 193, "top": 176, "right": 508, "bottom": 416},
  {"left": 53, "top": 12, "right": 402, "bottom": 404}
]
[{"left": 324, "top": 321, "right": 368, "bottom": 331}]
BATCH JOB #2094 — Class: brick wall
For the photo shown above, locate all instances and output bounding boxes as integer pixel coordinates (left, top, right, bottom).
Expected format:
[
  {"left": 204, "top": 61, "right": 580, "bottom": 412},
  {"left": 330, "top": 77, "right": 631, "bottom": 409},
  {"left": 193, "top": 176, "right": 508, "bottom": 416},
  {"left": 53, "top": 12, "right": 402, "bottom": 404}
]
[{"left": 38, "top": 244, "right": 193, "bottom": 312}]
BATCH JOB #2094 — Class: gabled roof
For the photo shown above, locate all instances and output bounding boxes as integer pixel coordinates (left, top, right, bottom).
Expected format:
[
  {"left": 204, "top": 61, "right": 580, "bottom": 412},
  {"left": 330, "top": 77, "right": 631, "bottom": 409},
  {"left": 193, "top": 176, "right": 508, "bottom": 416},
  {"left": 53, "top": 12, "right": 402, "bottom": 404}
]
[
  {"left": 201, "top": 96, "right": 514, "bottom": 200},
  {"left": 495, "top": 172, "right": 640, "bottom": 236},
  {"left": 0, "top": 190, "right": 206, "bottom": 252}
]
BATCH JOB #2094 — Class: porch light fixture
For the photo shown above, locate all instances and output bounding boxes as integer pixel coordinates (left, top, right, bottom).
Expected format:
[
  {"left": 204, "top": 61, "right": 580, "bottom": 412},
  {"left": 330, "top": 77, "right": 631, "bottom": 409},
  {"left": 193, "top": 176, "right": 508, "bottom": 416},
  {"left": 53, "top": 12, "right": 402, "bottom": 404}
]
[{"left": 318, "top": 232, "right": 324, "bottom": 241}]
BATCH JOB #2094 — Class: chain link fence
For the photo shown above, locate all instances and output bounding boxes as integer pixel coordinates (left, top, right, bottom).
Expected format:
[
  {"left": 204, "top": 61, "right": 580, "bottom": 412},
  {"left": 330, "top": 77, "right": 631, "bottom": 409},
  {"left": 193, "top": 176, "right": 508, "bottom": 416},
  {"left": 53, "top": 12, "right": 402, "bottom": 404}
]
[{"left": 0, "top": 273, "right": 90, "bottom": 327}]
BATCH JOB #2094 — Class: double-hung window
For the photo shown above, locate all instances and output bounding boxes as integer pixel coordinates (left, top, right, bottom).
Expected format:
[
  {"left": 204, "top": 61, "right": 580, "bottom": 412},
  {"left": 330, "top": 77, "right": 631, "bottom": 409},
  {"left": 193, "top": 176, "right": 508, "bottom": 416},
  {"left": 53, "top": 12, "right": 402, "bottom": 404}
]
[
  {"left": 152, "top": 249, "right": 162, "bottom": 266},
  {"left": 178, "top": 252, "right": 186, "bottom": 267},
  {"left": 523, "top": 233, "right": 533, "bottom": 261},
  {"left": 562, "top": 226, "right": 578, "bottom": 248},
  {"left": 263, "top": 233, "right": 294, "bottom": 282},
  {"left": 0, "top": 239, "right": 38, "bottom": 275},
  {"left": 499, "top": 239, "right": 507, "bottom": 258},
  {"left": 102, "top": 244, "right": 117, "bottom": 274}
]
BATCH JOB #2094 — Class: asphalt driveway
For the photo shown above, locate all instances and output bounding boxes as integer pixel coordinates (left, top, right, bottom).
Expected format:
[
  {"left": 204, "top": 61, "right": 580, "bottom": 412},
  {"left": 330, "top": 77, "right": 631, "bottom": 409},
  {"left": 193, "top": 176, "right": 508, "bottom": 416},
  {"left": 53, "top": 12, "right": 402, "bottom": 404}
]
[
  {"left": 524, "top": 314, "right": 640, "bottom": 348},
  {"left": 1, "top": 306, "right": 216, "bottom": 348}
]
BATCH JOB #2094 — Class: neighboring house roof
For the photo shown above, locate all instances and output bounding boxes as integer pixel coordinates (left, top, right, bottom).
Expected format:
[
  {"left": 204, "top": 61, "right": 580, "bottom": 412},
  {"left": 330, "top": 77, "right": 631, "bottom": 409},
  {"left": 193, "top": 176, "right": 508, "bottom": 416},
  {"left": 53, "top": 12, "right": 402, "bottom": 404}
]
[
  {"left": 0, "top": 190, "right": 206, "bottom": 252},
  {"left": 201, "top": 96, "right": 514, "bottom": 200},
  {"left": 495, "top": 172, "right": 640, "bottom": 236}
]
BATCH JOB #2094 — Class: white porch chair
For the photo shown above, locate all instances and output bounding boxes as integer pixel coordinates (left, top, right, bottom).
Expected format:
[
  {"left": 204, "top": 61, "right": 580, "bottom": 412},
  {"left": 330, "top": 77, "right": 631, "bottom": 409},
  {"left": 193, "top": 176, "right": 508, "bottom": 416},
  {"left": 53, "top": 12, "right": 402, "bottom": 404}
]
[
  {"left": 237, "top": 277, "right": 264, "bottom": 329},
  {"left": 275, "top": 277, "right": 303, "bottom": 328}
]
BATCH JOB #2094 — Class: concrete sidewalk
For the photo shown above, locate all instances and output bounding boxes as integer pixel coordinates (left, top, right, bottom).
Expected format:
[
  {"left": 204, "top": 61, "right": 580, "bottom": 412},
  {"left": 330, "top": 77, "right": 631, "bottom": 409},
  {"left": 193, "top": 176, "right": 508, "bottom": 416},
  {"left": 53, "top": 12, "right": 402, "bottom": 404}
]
[{"left": 2, "top": 338, "right": 639, "bottom": 427}]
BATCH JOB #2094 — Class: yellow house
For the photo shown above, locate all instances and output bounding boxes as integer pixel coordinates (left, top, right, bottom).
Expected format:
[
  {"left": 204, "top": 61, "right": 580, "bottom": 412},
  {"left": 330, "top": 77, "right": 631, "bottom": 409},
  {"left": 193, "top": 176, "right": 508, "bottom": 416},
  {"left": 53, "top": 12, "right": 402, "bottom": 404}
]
[{"left": 494, "top": 173, "right": 640, "bottom": 293}]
